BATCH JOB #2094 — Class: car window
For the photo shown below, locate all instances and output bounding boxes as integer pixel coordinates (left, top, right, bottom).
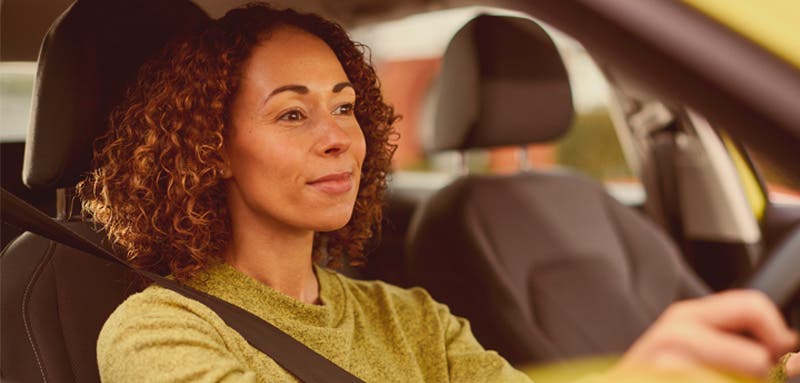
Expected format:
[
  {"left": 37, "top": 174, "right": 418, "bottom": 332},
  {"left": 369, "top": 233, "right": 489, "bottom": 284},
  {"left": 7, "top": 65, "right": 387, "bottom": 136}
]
[
  {"left": 0, "top": 62, "right": 35, "bottom": 142},
  {"left": 1, "top": 62, "right": 37, "bottom": 248},
  {"left": 719, "top": 133, "right": 768, "bottom": 220}
]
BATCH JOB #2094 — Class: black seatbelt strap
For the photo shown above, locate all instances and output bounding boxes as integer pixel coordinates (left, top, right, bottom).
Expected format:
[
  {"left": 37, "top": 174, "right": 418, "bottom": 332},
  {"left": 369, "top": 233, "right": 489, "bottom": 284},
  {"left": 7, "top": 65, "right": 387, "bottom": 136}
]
[
  {"left": 1, "top": 187, "right": 365, "bottom": 383},
  {"left": 650, "top": 123, "right": 685, "bottom": 249}
]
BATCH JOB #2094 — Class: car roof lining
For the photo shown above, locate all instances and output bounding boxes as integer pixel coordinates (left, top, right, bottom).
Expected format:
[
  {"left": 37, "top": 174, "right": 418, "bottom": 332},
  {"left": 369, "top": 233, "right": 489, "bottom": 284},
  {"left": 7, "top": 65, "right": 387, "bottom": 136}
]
[{"left": 6, "top": 0, "right": 800, "bottom": 187}]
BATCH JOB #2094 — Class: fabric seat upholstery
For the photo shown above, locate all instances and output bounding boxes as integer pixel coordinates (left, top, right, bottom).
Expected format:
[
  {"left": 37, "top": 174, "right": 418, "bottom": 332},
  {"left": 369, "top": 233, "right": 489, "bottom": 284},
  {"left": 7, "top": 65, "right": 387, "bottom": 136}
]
[{"left": 405, "top": 14, "right": 709, "bottom": 366}]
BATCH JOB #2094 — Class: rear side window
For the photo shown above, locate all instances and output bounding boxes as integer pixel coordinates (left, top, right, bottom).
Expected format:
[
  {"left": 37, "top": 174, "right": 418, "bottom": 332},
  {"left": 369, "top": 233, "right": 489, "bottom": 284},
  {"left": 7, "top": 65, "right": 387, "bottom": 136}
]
[{"left": 0, "top": 62, "right": 35, "bottom": 142}]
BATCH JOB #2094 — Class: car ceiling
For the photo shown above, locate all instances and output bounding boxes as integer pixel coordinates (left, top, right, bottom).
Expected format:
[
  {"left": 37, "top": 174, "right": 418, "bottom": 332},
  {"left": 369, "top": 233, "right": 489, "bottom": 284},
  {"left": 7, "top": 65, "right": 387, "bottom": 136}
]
[
  {"left": 1, "top": 0, "right": 460, "bottom": 62},
  {"left": 4, "top": 0, "right": 800, "bottom": 186}
]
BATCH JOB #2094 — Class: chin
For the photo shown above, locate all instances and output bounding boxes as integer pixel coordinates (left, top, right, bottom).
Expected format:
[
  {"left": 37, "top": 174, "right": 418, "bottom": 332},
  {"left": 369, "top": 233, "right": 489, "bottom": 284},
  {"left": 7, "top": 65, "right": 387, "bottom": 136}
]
[
  {"left": 308, "top": 200, "right": 357, "bottom": 231},
  {"left": 315, "top": 222, "right": 350, "bottom": 233},
  {"left": 311, "top": 213, "right": 354, "bottom": 232}
]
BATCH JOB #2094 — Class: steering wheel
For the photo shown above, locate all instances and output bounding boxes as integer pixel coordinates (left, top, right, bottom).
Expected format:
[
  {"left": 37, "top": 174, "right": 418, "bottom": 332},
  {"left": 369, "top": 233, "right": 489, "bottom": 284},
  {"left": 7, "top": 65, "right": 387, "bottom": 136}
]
[{"left": 746, "top": 225, "right": 800, "bottom": 312}]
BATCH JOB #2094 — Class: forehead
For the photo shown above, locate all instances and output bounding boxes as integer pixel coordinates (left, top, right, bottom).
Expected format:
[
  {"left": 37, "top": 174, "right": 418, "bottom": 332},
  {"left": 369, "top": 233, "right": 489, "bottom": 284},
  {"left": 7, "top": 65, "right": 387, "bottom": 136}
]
[{"left": 241, "top": 25, "right": 349, "bottom": 86}]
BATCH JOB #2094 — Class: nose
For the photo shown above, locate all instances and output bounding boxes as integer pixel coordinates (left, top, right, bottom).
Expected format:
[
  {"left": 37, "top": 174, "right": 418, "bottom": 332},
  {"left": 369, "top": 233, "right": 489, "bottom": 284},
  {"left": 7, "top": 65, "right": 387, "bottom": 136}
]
[{"left": 316, "top": 115, "right": 352, "bottom": 157}]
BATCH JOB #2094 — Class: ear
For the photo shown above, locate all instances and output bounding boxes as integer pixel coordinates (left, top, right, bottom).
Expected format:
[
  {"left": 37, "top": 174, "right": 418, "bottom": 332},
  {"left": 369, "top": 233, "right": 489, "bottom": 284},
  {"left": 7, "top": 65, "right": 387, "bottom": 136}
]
[
  {"left": 219, "top": 145, "right": 233, "bottom": 180},
  {"left": 219, "top": 166, "right": 232, "bottom": 179}
]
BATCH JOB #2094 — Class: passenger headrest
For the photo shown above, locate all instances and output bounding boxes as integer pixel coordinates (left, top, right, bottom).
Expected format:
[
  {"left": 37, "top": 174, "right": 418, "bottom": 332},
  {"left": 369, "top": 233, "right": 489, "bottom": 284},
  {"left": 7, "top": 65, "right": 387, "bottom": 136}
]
[
  {"left": 429, "top": 15, "right": 574, "bottom": 152},
  {"left": 23, "top": 0, "right": 209, "bottom": 190}
]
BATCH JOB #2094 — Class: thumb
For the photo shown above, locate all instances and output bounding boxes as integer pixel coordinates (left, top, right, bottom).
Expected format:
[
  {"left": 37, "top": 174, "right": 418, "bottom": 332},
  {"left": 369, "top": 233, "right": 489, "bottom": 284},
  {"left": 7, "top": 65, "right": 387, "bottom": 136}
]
[{"left": 786, "top": 352, "right": 800, "bottom": 377}]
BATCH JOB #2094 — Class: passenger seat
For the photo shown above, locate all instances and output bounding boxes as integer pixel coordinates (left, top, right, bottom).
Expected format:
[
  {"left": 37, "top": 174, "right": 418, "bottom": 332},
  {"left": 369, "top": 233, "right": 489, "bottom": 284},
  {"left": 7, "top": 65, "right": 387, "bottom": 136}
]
[{"left": 405, "top": 14, "right": 710, "bottom": 366}]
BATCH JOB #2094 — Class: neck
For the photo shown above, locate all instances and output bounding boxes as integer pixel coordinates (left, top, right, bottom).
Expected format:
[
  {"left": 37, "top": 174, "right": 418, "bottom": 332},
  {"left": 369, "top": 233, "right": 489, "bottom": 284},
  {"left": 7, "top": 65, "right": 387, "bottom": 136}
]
[
  {"left": 224, "top": 190, "right": 320, "bottom": 304},
  {"left": 225, "top": 232, "right": 319, "bottom": 304}
]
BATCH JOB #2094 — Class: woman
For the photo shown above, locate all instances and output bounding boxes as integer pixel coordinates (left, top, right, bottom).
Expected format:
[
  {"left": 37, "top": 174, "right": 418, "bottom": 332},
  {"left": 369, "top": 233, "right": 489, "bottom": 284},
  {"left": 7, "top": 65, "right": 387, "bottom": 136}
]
[{"left": 79, "top": 3, "right": 797, "bottom": 382}]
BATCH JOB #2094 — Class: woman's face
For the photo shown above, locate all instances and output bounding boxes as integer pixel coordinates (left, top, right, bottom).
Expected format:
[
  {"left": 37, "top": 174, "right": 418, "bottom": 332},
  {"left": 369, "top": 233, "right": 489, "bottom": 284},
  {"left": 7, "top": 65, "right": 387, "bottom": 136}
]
[{"left": 224, "top": 26, "right": 365, "bottom": 235}]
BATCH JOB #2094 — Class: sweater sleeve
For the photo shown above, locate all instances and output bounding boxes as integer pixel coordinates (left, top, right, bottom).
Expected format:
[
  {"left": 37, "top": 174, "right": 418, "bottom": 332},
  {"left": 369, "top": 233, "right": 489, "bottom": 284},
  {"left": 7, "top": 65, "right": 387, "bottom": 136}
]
[
  {"left": 436, "top": 303, "right": 533, "bottom": 383},
  {"left": 97, "top": 290, "right": 260, "bottom": 383}
]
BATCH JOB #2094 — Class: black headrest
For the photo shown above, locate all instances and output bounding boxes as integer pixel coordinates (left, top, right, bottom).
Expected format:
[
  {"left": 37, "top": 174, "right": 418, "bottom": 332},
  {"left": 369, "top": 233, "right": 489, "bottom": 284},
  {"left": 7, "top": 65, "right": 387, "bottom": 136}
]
[
  {"left": 429, "top": 15, "right": 574, "bottom": 152},
  {"left": 23, "top": 0, "right": 210, "bottom": 190}
]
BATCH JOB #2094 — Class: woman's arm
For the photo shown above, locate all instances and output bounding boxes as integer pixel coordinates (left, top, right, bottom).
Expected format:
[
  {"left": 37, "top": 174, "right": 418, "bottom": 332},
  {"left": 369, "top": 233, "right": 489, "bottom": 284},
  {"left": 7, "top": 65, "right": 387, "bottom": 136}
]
[
  {"left": 611, "top": 290, "right": 797, "bottom": 381},
  {"left": 788, "top": 352, "right": 800, "bottom": 376},
  {"left": 97, "top": 290, "right": 261, "bottom": 383},
  {"left": 436, "top": 303, "right": 534, "bottom": 382}
]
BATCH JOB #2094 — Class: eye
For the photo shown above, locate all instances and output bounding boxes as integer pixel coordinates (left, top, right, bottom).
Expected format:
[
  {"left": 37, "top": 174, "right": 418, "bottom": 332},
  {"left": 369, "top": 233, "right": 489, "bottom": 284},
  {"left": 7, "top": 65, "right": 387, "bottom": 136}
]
[
  {"left": 278, "top": 109, "right": 306, "bottom": 122},
  {"left": 333, "top": 103, "right": 355, "bottom": 116}
]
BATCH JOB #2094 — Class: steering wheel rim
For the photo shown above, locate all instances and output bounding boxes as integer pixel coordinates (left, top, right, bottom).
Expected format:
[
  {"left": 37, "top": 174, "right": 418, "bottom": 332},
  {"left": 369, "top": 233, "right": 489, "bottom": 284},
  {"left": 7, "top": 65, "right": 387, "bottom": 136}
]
[{"left": 745, "top": 224, "right": 800, "bottom": 307}]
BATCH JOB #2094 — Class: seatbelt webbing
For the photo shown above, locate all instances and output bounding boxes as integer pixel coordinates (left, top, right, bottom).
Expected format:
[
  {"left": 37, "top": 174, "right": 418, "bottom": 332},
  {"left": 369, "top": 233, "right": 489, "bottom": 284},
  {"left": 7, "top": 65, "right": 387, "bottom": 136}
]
[
  {"left": 1, "top": 187, "right": 365, "bottom": 383},
  {"left": 650, "top": 125, "right": 684, "bottom": 246}
]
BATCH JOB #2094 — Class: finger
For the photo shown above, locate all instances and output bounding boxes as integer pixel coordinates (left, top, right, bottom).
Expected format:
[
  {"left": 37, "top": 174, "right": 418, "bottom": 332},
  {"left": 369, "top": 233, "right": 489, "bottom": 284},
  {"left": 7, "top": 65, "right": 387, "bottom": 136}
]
[
  {"left": 787, "top": 352, "right": 800, "bottom": 377},
  {"left": 675, "top": 290, "right": 796, "bottom": 356},
  {"left": 653, "top": 322, "right": 774, "bottom": 379}
]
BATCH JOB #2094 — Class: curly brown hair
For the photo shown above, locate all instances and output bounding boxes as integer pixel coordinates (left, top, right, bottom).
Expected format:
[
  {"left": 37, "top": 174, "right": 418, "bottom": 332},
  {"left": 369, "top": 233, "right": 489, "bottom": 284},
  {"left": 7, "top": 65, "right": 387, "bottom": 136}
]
[{"left": 78, "top": 3, "right": 398, "bottom": 282}]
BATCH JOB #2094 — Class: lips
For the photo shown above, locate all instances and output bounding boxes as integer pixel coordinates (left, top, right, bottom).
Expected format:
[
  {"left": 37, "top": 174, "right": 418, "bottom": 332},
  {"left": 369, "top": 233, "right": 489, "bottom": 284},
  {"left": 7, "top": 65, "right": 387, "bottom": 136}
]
[{"left": 307, "top": 171, "right": 354, "bottom": 194}]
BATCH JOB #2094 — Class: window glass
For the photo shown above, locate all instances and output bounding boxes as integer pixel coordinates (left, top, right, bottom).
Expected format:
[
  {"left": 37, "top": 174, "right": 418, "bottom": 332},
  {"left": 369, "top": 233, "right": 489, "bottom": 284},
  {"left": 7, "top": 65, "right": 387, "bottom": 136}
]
[
  {"left": 556, "top": 108, "right": 633, "bottom": 181},
  {"left": 721, "top": 134, "right": 767, "bottom": 219},
  {"left": 0, "top": 62, "right": 36, "bottom": 142}
]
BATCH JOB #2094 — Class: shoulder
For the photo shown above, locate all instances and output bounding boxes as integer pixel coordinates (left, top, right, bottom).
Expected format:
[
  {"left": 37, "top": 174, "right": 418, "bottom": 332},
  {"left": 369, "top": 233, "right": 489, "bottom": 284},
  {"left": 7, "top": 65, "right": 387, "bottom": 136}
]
[
  {"left": 97, "top": 284, "right": 228, "bottom": 358},
  {"left": 101, "top": 283, "right": 220, "bottom": 329},
  {"left": 97, "top": 285, "right": 261, "bottom": 382}
]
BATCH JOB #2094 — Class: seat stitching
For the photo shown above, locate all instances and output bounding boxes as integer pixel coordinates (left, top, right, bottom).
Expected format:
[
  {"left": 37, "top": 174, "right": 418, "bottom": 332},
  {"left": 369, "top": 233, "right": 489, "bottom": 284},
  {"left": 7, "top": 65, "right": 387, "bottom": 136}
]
[
  {"left": 22, "top": 237, "right": 58, "bottom": 383},
  {"left": 53, "top": 250, "right": 82, "bottom": 381}
]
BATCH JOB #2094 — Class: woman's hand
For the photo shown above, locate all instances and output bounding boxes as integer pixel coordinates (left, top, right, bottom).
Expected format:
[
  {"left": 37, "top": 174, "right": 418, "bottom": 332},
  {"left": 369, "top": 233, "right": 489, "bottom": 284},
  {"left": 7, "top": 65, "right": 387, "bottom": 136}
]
[
  {"left": 787, "top": 352, "right": 800, "bottom": 377},
  {"left": 612, "top": 290, "right": 798, "bottom": 381}
]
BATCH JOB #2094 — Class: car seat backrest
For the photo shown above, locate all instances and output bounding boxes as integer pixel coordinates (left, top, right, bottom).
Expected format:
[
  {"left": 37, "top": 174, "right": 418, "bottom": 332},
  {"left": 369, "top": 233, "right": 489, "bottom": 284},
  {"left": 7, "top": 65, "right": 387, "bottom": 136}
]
[
  {"left": 2, "top": 227, "right": 140, "bottom": 382},
  {"left": 405, "top": 14, "right": 710, "bottom": 366},
  {"left": 1, "top": 1, "right": 209, "bottom": 382}
]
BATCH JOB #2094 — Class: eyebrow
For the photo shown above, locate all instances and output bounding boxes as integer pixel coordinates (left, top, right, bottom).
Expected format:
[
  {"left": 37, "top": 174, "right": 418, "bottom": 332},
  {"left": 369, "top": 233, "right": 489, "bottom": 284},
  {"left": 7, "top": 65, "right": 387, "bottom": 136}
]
[
  {"left": 267, "top": 85, "right": 309, "bottom": 101},
  {"left": 332, "top": 82, "right": 354, "bottom": 93},
  {"left": 265, "top": 82, "right": 355, "bottom": 104}
]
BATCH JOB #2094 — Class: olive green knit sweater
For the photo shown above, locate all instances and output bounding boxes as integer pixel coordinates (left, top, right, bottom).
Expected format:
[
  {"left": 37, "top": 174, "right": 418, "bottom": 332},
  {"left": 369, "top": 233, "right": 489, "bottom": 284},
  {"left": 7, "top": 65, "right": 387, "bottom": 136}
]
[{"left": 97, "top": 264, "right": 532, "bottom": 382}]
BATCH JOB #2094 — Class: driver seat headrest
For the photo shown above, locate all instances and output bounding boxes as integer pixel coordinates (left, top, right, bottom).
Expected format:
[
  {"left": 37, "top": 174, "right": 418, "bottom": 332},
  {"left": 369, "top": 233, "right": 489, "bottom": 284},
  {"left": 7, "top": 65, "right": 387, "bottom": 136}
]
[{"left": 23, "top": 0, "right": 210, "bottom": 191}]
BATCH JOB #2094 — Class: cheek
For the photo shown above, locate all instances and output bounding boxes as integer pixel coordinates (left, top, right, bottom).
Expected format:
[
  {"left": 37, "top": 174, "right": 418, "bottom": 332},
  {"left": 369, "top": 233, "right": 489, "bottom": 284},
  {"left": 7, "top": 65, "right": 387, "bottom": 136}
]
[
  {"left": 353, "top": 126, "right": 367, "bottom": 167},
  {"left": 228, "top": 133, "right": 299, "bottom": 185}
]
